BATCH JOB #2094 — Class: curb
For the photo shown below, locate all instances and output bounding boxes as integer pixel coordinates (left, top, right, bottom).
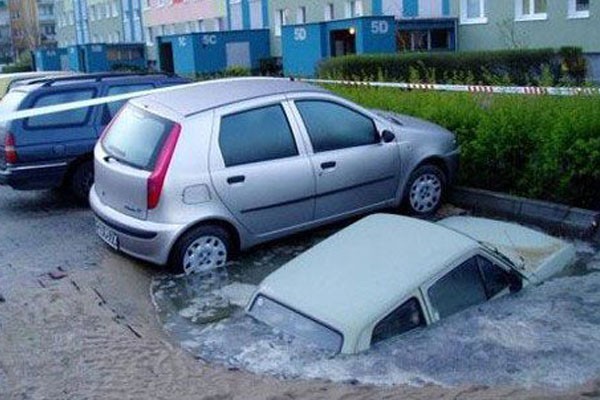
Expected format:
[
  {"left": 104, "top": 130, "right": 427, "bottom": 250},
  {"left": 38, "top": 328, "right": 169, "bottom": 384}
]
[{"left": 449, "top": 187, "right": 600, "bottom": 241}]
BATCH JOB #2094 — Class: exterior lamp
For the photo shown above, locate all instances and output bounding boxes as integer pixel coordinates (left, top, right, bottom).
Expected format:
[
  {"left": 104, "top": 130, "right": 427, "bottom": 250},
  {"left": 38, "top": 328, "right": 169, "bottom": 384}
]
[{"left": 349, "top": 27, "right": 356, "bottom": 35}]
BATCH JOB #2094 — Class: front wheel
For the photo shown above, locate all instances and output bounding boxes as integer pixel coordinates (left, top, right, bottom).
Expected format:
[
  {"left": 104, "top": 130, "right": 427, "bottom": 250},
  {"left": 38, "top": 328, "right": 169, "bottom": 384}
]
[
  {"left": 404, "top": 164, "right": 446, "bottom": 216},
  {"left": 170, "top": 225, "right": 233, "bottom": 275}
]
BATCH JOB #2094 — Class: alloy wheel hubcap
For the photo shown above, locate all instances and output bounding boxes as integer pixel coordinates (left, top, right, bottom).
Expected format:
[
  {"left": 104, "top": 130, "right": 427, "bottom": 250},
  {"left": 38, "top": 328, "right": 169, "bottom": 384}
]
[
  {"left": 183, "top": 236, "right": 227, "bottom": 275},
  {"left": 409, "top": 173, "right": 442, "bottom": 213}
]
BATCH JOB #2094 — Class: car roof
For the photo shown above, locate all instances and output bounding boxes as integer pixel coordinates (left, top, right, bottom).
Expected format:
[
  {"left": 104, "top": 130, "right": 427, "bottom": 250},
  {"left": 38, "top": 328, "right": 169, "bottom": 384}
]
[
  {"left": 131, "top": 77, "right": 328, "bottom": 118},
  {"left": 255, "top": 214, "right": 479, "bottom": 341},
  {"left": 11, "top": 73, "right": 187, "bottom": 93}
]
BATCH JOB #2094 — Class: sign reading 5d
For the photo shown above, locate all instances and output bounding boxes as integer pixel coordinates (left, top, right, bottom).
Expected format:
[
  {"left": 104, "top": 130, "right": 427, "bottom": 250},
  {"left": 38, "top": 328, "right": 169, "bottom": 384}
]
[{"left": 370, "top": 21, "right": 389, "bottom": 35}]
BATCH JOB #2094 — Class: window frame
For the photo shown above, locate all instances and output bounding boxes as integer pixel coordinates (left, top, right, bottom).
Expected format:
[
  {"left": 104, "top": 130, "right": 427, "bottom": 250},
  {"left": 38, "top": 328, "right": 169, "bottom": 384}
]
[
  {"left": 217, "top": 102, "right": 300, "bottom": 168},
  {"left": 101, "top": 83, "right": 156, "bottom": 125},
  {"left": 24, "top": 88, "right": 98, "bottom": 130},
  {"left": 370, "top": 296, "right": 427, "bottom": 346},
  {"left": 515, "top": 0, "right": 548, "bottom": 21},
  {"left": 292, "top": 98, "right": 380, "bottom": 154},
  {"left": 568, "top": 0, "right": 590, "bottom": 19},
  {"left": 460, "top": 0, "right": 488, "bottom": 25}
]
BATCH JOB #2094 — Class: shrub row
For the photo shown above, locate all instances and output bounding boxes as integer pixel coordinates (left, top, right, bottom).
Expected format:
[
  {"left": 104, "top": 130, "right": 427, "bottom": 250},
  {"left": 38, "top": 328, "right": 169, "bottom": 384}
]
[
  {"left": 318, "top": 48, "right": 588, "bottom": 86},
  {"left": 327, "top": 85, "right": 600, "bottom": 209}
]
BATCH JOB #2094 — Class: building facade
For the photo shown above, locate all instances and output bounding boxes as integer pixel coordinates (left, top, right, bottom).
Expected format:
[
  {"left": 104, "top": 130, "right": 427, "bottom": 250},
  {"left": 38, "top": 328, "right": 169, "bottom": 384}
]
[
  {"left": 9, "top": 0, "right": 56, "bottom": 58},
  {"left": 55, "top": 0, "right": 144, "bottom": 47},
  {"left": 0, "top": 1, "right": 12, "bottom": 63},
  {"left": 451, "top": 0, "right": 600, "bottom": 80},
  {"left": 143, "top": 0, "right": 227, "bottom": 62},
  {"left": 268, "top": 0, "right": 453, "bottom": 57}
]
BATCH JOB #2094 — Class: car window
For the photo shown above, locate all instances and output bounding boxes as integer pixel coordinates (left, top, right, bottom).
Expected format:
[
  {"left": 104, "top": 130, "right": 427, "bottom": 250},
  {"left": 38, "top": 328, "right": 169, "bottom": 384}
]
[
  {"left": 248, "top": 295, "right": 343, "bottom": 353},
  {"left": 26, "top": 89, "right": 96, "bottom": 128},
  {"left": 295, "top": 100, "right": 378, "bottom": 153},
  {"left": 102, "top": 84, "right": 155, "bottom": 124},
  {"left": 428, "top": 257, "right": 488, "bottom": 319},
  {"left": 371, "top": 297, "right": 425, "bottom": 345},
  {"left": 219, "top": 104, "right": 298, "bottom": 167},
  {"left": 477, "top": 256, "right": 512, "bottom": 298},
  {"left": 0, "top": 91, "right": 26, "bottom": 128},
  {"left": 102, "top": 104, "right": 174, "bottom": 171}
]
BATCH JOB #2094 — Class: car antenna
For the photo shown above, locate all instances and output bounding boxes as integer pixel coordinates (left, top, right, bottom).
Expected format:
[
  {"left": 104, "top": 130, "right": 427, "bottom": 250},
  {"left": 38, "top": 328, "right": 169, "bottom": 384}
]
[{"left": 503, "top": 229, "right": 526, "bottom": 267}]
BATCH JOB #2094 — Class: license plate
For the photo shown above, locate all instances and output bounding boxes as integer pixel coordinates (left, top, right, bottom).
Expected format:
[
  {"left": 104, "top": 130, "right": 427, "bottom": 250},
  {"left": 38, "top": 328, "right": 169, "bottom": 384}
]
[{"left": 96, "top": 219, "right": 119, "bottom": 250}]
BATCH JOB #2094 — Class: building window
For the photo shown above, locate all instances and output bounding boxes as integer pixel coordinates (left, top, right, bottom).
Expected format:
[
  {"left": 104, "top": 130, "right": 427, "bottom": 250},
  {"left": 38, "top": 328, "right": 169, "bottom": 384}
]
[
  {"left": 146, "top": 27, "right": 153, "bottom": 45},
  {"left": 297, "top": 6, "right": 306, "bottom": 24},
  {"left": 345, "top": 1, "right": 363, "bottom": 18},
  {"left": 197, "top": 19, "right": 205, "bottom": 32},
  {"left": 515, "top": 0, "right": 548, "bottom": 21},
  {"left": 90, "top": 5, "right": 96, "bottom": 21},
  {"left": 215, "top": 17, "right": 225, "bottom": 31},
  {"left": 568, "top": 0, "right": 590, "bottom": 18},
  {"left": 324, "top": 3, "right": 334, "bottom": 21},
  {"left": 460, "top": 0, "right": 487, "bottom": 24},
  {"left": 112, "top": 1, "right": 119, "bottom": 17},
  {"left": 229, "top": 0, "right": 243, "bottom": 30},
  {"left": 275, "top": 9, "right": 288, "bottom": 37}
]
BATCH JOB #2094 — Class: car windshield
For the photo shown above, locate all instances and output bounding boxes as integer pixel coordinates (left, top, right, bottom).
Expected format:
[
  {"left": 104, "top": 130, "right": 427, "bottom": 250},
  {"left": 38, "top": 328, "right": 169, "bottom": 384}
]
[
  {"left": 101, "top": 104, "right": 174, "bottom": 171},
  {"left": 0, "top": 90, "right": 26, "bottom": 128},
  {"left": 248, "top": 295, "right": 343, "bottom": 353}
]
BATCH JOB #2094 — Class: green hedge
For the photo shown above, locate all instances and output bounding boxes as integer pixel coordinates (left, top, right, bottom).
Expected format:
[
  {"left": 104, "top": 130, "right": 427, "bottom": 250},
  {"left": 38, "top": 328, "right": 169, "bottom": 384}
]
[
  {"left": 327, "top": 85, "right": 600, "bottom": 209},
  {"left": 318, "top": 48, "right": 587, "bottom": 86}
]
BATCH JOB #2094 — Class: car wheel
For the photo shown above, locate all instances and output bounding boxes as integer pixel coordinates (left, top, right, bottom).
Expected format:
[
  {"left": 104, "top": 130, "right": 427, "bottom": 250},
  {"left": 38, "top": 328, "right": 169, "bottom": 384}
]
[
  {"left": 404, "top": 164, "right": 446, "bottom": 216},
  {"left": 170, "top": 225, "right": 232, "bottom": 275},
  {"left": 70, "top": 160, "right": 94, "bottom": 204}
]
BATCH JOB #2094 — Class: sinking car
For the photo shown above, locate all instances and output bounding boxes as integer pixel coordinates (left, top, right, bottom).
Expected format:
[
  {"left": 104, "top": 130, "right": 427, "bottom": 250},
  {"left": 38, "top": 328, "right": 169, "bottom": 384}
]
[{"left": 246, "top": 214, "right": 576, "bottom": 354}]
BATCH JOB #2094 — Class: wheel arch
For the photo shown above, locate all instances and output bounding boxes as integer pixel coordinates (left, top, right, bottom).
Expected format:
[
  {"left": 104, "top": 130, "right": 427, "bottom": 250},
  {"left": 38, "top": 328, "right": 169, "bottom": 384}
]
[{"left": 168, "top": 217, "right": 242, "bottom": 263}]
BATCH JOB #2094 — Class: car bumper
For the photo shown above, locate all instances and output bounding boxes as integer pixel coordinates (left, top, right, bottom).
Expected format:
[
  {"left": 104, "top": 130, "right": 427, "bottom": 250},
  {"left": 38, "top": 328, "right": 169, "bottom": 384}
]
[
  {"left": 90, "top": 186, "right": 184, "bottom": 266},
  {"left": 0, "top": 162, "right": 68, "bottom": 190}
]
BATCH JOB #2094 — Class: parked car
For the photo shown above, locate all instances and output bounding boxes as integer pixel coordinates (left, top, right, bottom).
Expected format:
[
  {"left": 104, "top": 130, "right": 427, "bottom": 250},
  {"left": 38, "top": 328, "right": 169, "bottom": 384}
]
[
  {"left": 0, "top": 73, "right": 190, "bottom": 201},
  {"left": 90, "top": 77, "right": 460, "bottom": 274},
  {"left": 0, "top": 71, "right": 75, "bottom": 99},
  {"left": 246, "top": 214, "right": 576, "bottom": 354}
]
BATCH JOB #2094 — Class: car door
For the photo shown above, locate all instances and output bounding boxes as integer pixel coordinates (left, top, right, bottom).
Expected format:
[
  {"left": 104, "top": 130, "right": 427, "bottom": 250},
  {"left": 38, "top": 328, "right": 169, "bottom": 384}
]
[
  {"left": 291, "top": 98, "right": 400, "bottom": 220},
  {"left": 423, "top": 254, "right": 516, "bottom": 323},
  {"left": 209, "top": 99, "right": 316, "bottom": 236}
]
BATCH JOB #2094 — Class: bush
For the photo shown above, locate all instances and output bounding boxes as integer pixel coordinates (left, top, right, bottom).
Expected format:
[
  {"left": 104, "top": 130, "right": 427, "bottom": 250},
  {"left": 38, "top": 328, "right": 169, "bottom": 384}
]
[
  {"left": 318, "top": 48, "right": 588, "bottom": 86},
  {"left": 327, "top": 85, "right": 600, "bottom": 209},
  {"left": 3, "top": 51, "right": 33, "bottom": 73}
]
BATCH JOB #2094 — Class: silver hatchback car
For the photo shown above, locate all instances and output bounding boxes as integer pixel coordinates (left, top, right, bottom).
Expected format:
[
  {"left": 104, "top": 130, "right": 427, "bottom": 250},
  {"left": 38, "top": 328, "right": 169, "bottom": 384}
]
[{"left": 91, "top": 78, "right": 459, "bottom": 274}]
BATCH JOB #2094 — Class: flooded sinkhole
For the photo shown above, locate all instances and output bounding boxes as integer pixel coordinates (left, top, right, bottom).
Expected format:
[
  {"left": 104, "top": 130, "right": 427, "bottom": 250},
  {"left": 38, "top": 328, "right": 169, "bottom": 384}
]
[{"left": 151, "top": 220, "right": 600, "bottom": 388}]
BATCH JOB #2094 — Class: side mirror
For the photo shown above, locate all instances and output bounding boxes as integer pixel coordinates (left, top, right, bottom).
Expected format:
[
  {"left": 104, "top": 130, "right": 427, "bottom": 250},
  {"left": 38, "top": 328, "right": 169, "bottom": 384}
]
[{"left": 381, "top": 130, "right": 396, "bottom": 143}]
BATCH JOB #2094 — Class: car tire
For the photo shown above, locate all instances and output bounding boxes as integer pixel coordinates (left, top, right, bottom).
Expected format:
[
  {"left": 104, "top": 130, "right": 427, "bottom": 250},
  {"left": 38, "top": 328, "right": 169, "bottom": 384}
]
[
  {"left": 170, "top": 225, "right": 232, "bottom": 275},
  {"left": 403, "top": 164, "right": 446, "bottom": 216},
  {"left": 70, "top": 160, "right": 94, "bottom": 204}
]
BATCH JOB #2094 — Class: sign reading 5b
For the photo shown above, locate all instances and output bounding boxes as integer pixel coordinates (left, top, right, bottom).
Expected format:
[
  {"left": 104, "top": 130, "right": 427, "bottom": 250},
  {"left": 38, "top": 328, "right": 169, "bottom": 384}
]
[{"left": 371, "top": 21, "right": 389, "bottom": 35}]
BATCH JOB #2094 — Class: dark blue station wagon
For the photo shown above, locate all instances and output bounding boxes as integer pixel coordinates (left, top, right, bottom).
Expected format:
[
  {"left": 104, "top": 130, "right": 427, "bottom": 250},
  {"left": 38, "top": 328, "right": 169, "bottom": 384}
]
[{"left": 0, "top": 73, "right": 189, "bottom": 201}]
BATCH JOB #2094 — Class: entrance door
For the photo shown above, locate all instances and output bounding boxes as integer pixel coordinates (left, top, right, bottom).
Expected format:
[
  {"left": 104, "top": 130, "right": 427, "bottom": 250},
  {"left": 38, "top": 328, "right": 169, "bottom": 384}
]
[
  {"left": 159, "top": 42, "right": 174, "bottom": 74},
  {"left": 78, "top": 48, "right": 87, "bottom": 72},
  {"left": 330, "top": 29, "right": 356, "bottom": 57}
]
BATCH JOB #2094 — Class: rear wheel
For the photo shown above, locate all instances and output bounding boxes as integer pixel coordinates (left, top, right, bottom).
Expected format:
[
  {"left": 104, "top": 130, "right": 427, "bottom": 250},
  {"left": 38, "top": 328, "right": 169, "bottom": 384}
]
[
  {"left": 170, "top": 225, "right": 233, "bottom": 275},
  {"left": 70, "top": 160, "right": 94, "bottom": 204},
  {"left": 404, "top": 164, "right": 446, "bottom": 216}
]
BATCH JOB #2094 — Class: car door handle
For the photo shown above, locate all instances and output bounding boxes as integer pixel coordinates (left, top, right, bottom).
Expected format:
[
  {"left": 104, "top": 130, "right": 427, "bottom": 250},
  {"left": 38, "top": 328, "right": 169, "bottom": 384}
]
[
  {"left": 321, "top": 161, "right": 336, "bottom": 170},
  {"left": 227, "top": 175, "right": 245, "bottom": 184}
]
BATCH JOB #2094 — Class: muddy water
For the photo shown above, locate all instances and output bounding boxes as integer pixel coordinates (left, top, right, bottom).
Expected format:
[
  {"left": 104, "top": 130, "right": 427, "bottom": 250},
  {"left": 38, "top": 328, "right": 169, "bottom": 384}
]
[{"left": 151, "top": 222, "right": 600, "bottom": 389}]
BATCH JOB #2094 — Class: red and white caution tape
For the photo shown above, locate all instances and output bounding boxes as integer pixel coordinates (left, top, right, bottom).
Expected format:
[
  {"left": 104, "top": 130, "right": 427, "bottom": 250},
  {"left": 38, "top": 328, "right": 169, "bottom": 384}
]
[{"left": 301, "top": 78, "right": 600, "bottom": 97}]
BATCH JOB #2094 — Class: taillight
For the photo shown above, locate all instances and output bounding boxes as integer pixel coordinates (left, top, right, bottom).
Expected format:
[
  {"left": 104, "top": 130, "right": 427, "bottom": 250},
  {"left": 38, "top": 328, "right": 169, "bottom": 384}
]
[
  {"left": 147, "top": 123, "right": 181, "bottom": 210},
  {"left": 5, "top": 133, "right": 17, "bottom": 164}
]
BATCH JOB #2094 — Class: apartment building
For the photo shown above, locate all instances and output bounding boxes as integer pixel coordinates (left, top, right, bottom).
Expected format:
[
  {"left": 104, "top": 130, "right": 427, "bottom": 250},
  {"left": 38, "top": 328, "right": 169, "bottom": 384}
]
[
  {"left": 0, "top": 1, "right": 12, "bottom": 63},
  {"left": 9, "top": 0, "right": 56, "bottom": 57},
  {"left": 452, "top": 0, "right": 599, "bottom": 79},
  {"left": 143, "top": 0, "right": 227, "bottom": 62},
  {"left": 55, "top": 0, "right": 144, "bottom": 47}
]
